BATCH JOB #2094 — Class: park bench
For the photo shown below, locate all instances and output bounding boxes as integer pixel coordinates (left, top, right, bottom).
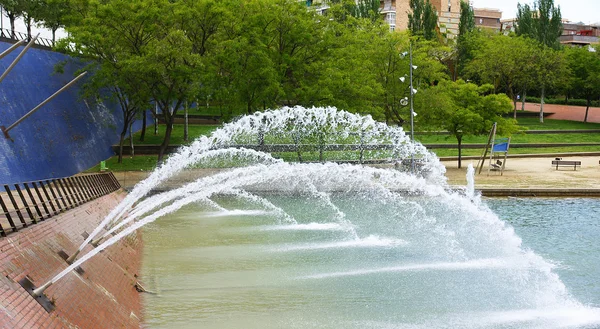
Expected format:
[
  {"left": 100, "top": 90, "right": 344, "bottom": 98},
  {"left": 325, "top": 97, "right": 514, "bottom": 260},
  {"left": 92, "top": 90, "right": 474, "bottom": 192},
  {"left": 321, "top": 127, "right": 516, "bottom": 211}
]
[{"left": 551, "top": 159, "right": 581, "bottom": 170}]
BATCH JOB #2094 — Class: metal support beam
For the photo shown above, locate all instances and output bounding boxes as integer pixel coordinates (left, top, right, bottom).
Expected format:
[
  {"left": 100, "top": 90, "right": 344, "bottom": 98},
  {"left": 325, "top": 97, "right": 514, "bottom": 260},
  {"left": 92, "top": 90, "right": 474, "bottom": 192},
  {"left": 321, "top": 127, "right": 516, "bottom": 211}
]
[
  {"left": 0, "top": 34, "right": 39, "bottom": 85},
  {"left": 0, "top": 39, "right": 26, "bottom": 61},
  {"left": 2, "top": 71, "right": 87, "bottom": 139}
]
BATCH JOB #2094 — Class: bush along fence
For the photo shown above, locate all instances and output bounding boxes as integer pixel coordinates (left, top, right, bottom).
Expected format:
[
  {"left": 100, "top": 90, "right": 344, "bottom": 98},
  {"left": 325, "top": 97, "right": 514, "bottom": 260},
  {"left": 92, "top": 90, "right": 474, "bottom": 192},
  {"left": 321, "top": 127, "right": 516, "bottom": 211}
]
[{"left": 0, "top": 172, "right": 120, "bottom": 237}]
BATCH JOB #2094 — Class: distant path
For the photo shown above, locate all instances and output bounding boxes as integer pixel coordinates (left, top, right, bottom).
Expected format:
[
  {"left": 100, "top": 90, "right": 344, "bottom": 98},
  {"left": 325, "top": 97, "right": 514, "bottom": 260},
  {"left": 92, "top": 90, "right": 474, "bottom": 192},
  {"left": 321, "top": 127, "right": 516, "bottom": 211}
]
[{"left": 523, "top": 102, "right": 600, "bottom": 123}]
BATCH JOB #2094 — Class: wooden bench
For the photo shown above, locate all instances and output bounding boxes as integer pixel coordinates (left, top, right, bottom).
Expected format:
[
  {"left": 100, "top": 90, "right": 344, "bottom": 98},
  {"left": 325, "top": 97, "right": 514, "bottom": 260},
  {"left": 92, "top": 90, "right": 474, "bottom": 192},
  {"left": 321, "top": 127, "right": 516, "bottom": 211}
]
[{"left": 551, "top": 160, "right": 581, "bottom": 170}]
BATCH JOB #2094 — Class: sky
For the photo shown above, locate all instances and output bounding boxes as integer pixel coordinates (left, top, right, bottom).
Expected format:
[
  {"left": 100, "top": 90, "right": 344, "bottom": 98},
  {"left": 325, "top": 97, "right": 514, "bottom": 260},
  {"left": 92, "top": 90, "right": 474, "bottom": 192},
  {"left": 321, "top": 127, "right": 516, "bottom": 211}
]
[{"left": 471, "top": 0, "right": 600, "bottom": 24}]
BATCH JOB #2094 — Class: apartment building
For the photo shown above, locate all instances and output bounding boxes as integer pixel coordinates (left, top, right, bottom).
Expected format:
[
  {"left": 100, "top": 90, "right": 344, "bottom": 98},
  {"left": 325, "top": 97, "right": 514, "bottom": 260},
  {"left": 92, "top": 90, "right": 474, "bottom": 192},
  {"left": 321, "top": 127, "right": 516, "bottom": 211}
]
[
  {"left": 307, "top": 0, "right": 464, "bottom": 39},
  {"left": 560, "top": 22, "right": 600, "bottom": 46},
  {"left": 379, "top": 0, "right": 461, "bottom": 38},
  {"left": 474, "top": 8, "right": 502, "bottom": 31}
]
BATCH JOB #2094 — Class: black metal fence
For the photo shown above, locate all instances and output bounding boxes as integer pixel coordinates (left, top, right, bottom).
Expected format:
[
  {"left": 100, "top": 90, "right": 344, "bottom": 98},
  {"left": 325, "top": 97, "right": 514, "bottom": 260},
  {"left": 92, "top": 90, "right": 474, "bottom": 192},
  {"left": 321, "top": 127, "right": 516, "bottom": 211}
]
[
  {"left": 0, "top": 172, "right": 121, "bottom": 237},
  {"left": 0, "top": 28, "right": 55, "bottom": 48}
]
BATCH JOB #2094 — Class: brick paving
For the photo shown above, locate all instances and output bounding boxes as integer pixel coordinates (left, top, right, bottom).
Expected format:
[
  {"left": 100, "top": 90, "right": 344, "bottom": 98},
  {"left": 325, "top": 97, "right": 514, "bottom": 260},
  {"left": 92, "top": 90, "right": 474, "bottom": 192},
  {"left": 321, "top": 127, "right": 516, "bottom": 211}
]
[
  {"left": 0, "top": 190, "right": 142, "bottom": 329},
  {"left": 523, "top": 102, "right": 600, "bottom": 123}
]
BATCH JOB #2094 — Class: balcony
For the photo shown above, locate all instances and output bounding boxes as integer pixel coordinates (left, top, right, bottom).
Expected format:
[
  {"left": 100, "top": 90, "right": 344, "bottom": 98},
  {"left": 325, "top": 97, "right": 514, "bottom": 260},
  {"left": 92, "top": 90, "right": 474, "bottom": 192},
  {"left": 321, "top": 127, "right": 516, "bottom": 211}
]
[{"left": 559, "top": 35, "right": 599, "bottom": 45}]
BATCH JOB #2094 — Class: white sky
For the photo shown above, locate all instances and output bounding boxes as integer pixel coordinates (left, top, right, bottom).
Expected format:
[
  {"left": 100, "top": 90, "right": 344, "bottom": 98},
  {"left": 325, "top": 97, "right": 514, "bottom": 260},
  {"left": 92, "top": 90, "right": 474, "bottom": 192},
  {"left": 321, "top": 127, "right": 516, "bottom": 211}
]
[{"left": 471, "top": 0, "right": 599, "bottom": 24}]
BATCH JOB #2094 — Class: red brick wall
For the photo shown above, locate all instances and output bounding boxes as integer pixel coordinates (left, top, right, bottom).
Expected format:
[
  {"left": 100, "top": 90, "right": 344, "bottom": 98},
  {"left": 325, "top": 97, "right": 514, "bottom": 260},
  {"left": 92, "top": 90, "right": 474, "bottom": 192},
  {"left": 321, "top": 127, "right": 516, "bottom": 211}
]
[{"left": 0, "top": 190, "right": 143, "bottom": 329}]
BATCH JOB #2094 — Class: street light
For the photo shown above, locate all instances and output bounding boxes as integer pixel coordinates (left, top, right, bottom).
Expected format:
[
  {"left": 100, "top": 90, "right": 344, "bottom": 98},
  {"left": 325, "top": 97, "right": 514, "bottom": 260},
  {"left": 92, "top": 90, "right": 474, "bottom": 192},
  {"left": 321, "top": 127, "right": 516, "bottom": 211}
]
[{"left": 400, "top": 43, "right": 417, "bottom": 172}]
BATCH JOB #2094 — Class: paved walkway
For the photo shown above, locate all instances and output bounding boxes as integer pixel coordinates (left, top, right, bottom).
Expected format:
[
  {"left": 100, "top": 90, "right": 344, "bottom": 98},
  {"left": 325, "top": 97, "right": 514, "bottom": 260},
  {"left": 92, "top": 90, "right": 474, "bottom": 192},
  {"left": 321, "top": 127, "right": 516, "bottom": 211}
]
[
  {"left": 443, "top": 155, "right": 600, "bottom": 189},
  {"left": 523, "top": 102, "right": 600, "bottom": 123}
]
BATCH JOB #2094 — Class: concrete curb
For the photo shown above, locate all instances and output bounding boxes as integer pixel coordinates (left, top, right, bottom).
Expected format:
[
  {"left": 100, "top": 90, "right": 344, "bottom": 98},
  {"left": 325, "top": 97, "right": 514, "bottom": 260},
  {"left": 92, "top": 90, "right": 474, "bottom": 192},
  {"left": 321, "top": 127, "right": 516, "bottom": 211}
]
[{"left": 478, "top": 188, "right": 600, "bottom": 197}]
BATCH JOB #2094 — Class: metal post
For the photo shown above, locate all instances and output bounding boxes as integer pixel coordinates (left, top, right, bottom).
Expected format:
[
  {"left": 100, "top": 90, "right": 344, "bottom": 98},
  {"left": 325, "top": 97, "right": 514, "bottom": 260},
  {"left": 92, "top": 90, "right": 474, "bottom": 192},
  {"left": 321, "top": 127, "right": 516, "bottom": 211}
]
[
  {"left": 0, "top": 34, "right": 39, "bottom": 85},
  {"left": 75, "top": 176, "right": 91, "bottom": 202},
  {"left": 0, "top": 194, "right": 17, "bottom": 232},
  {"left": 47, "top": 180, "right": 65, "bottom": 212},
  {"left": 0, "top": 39, "right": 26, "bottom": 61},
  {"left": 23, "top": 183, "right": 43, "bottom": 221},
  {"left": 2, "top": 71, "right": 87, "bottom": 139},
  {"left": 31, "top": 182, "right": 51, "bottom": 218},
  {"left": 409, "top": 43, "right": 415, "bottom": 173},
  {"left": 4, "top": 185, "right": 26, "bottom": 227}
]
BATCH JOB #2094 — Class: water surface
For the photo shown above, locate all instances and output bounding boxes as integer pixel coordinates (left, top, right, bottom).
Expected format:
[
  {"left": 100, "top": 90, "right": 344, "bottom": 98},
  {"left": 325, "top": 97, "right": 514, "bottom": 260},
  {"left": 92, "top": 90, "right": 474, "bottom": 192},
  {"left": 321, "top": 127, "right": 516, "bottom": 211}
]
[{"left": 141, "top": 196, "right": 600, "bottom": 329}]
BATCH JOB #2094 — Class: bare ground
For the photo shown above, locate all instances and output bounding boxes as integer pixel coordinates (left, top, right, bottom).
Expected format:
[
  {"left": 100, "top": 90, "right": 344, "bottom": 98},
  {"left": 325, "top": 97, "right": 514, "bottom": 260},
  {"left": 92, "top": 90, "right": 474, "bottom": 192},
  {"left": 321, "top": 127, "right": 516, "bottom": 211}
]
[{"left": 443, "top": 156, "right": 600, "bottom": 189}]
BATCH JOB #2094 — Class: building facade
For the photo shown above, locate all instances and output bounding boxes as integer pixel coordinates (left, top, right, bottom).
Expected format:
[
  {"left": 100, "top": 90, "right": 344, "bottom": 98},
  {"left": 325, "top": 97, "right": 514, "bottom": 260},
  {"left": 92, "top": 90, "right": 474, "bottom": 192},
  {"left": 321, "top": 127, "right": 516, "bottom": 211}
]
[
  {"left": 560, "top": 22, "right": 600, "bottom": 46},
  {"left": 379, "top": 0, "right": 461, "bottom": 38},
  {"left": 474, "top": 8, "right": 502, "bottom": 31}
]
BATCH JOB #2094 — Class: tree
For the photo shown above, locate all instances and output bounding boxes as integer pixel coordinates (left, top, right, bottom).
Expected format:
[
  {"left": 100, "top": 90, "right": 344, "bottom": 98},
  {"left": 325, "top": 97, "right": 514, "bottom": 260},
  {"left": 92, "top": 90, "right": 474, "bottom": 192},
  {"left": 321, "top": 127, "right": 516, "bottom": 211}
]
[
  {"left": 532, "top": 45, "right": 568, "bottom": 123},
  {"left": 465, "top": 34, "right": 539, "bottom": 119},
  {"left": 416, "top": 80, "right": 518, "bottom": 168},
  {"left": 516, "top": 0, "right": 562, "bottom": 50},
  {"left": 352, "top": 0, "right": 380, "bottom": 21},
  {"left": 456, "top": 0, "right": 475, "bottom": 80},
  {"left": 35, "top": 0, "right": 69, "bottom": 45},
  {"left": 0, "top": 0, "right": 22, "bottom": 38},
  {"left": 59, "top": 0, "right": 160, "bottom": 163},
  {"left": 458, "top": 0, "right": 475, "bottom": 37},
  {"left": 566, "top": 46, "right": 600, "bottom": 123},
  {"left": 19, "top": 0, "right": 44, "bottom": 40},
  {"left": 408, "top": 0, "right": 438, "bottom": 40},
  {"left": 134, "top": 29, "right": 203, "bottom": 163}
]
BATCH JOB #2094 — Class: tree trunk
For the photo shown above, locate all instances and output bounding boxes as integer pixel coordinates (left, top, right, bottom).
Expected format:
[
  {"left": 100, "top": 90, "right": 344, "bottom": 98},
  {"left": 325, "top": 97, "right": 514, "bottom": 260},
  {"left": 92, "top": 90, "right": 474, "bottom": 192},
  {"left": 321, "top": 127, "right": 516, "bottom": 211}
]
[
  {"left": 25, "top": 17, "right": 31, "bottom": 40},
  {"left": 157, "top": 121, "right": 173, "bottom": 164},
  {"left": 154, "top": 103, "right": 159, "bottom": 135},
  {"left": 513, "top": 98, "right": 517, "bottom": 120},
  {"left": 129, "top": 120, "right": 134, "bottom": 158},
  {"left": 457, "top": 134, "right": 463, "bottom": 169},
  {"left": 9, "top": 16, "right": 15, "bottom": 38},
  {"left": 539, "top": 86, "right": 545, "bottom": 123},
  {"left": 584, "top": 97, "right": 591, "bottom": 123},
  {"left": 118, "top": 129, "right": 127, "bottom": 163},
  {"left": 521, "top": 90, "right": 526, "bottom": 111},
  {"left": 140, "top": 110, "right": 147, "bottom": 142},
  {"left": 184, "top": 103, "right": 189, "bottom": 142},
  {"left": 52, "top": 29, "right": 57, "bottom": 47}
]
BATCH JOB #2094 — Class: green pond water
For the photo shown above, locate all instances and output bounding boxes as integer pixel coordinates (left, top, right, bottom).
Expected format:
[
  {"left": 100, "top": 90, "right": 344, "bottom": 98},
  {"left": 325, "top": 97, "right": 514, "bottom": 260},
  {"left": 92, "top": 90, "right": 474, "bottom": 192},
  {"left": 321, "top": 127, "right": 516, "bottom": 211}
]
[{"left": 140, "top": 196, "right": 600, "bottom": 329}]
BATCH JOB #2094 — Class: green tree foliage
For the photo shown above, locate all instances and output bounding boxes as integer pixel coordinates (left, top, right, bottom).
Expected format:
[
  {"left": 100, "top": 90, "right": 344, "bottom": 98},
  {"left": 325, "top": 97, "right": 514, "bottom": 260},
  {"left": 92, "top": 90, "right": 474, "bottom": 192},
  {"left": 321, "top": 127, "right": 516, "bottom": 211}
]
[
  {"left": 350, "top": 0, "right": 381, "bottom": 21},
  {"left": 465, "top": 34, "right": 539, "bottom": 118},
  {"left": 531, "top": 46, "right": 568, "bottom": 123},
  {"left": 516, "top": 0, "right": 562, "bottom": 50},
  {"left": 0, "top": 0, "right": 22, "bottom": 38},
  {"left": 408, "top": 0, "right": 438, "bottom": 40},
  {"left": 35, "top": 0, "right": 69, "bottom": 45},
  {"left": 456, "top": 0, "right": 475, "bottom": 79},
  {"left": 60, "top": 0, "right": 166, "bottom": 162},
  {"left": 416, "top": 80, "right": 518, "bottom": 168},
  {"left": 458, "top": 0, "right": 475, "bottom": 37},
  {"left": 565, "top": 46, "right": 600, "bottom": 123}
]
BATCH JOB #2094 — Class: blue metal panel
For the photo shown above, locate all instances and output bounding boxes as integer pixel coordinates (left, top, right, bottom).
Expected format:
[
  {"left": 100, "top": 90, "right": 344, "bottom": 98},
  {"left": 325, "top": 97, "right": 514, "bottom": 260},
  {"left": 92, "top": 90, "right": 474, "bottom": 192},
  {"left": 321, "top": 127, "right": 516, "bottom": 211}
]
[{"left": 0, "top": 41, "right": 150, "bottom": 184}]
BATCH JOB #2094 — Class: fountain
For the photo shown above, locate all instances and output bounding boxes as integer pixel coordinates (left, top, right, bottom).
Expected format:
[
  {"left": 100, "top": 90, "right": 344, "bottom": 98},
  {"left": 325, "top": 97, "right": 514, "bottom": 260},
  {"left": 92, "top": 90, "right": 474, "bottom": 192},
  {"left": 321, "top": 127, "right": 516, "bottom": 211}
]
[{"left": 29, "top": 107, "right": 600, "bottom": 328}]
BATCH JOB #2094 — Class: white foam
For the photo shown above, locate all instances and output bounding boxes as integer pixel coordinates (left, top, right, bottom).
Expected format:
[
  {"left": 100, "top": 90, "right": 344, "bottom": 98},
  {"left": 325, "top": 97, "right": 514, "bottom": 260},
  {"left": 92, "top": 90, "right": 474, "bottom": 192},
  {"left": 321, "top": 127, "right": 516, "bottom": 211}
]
[
  {"left": 275, "top": 235, "right": 408, "bottom": 252},
  {"left": 468, "top": 307, "right": 600, "bottom": 328},
  {"left": 302, "top": 258, "right": 524, "bottom": 279},
  {"left": 201, "top": 209, "right": 275, "bottom": 218},
  {"left": 260, "top": 223, "right": 346, "bottom": 231}
]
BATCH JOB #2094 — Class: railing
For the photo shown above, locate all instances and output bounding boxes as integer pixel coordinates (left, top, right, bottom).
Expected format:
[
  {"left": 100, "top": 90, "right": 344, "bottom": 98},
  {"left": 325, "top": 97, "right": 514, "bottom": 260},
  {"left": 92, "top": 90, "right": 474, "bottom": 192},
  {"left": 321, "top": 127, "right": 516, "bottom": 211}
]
[
  {"left": 0, "top": 172, "right": 121, "bottom": 237},
  {"left": 0, "top": 28, "right": 55, "bottom": 48}
]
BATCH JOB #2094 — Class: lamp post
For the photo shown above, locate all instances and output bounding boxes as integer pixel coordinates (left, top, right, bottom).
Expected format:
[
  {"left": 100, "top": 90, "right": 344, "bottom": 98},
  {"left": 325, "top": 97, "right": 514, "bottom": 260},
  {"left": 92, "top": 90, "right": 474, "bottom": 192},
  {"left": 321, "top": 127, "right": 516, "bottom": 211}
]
[
  {"left": 409, "top": 43, "right": 415, "bottom": 172},
  {"left": 400, "top": 43, "right": 417, "bottom": 172}
]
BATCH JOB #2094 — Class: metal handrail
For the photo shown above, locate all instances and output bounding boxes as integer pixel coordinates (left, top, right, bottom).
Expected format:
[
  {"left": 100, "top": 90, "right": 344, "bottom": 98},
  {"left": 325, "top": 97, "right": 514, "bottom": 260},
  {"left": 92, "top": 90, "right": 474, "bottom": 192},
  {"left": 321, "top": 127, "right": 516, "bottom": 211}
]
[
  {"left": 0, "top": 172, "right": 121, "bottom": 237},
  {"left": 0, "top": 28, "right": 55, "bottom": 48}
]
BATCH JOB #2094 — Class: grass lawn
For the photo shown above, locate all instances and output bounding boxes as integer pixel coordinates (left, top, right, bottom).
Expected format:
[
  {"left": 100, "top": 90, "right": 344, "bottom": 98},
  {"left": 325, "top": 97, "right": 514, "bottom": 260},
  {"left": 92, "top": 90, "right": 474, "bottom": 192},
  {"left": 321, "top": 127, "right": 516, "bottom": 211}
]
[
  {"left": 516, "top": 117, "right": 600, "bottom": 130},
  {"left": 415, "top": 133, "right": 600, "bottom": 144},
  {"left": 429, "top": 145, "right": 600, "bottom": 158},
  {"left": 125, "top": 124, "right": 220, "bottom": 145},
  {"left": 86, "top": 155, "right": 160, "bottom": 172},
  {"left": 95, "top": 117, "right": 600, "bottom": 172}
]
